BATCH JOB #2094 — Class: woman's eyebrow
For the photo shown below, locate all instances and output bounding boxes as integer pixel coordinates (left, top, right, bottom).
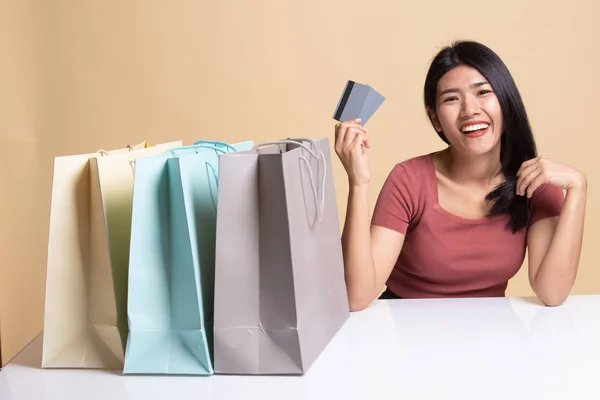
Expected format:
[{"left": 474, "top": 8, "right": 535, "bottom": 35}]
[
  {"left": 473, "top": 81, "right": 490, "bottom": 88},
  {"left": 439, "top": 81, "right": 490, "bottom": 97}
]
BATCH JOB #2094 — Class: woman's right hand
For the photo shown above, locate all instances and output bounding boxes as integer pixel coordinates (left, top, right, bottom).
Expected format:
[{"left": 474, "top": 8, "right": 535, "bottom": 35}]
[{"left": 334, "top": 118, "right": 371, "bottom": 186}]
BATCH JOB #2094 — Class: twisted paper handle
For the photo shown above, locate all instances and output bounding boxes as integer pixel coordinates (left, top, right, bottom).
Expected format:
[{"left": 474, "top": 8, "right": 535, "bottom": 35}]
[{"left": 252, "top": 139, "right": 326, "bottom": 222}]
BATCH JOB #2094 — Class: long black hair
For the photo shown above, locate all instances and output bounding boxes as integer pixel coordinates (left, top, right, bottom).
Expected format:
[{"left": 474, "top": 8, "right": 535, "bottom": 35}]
[{"left": 423, "top": 40, "right": 537, "bottom": 232}]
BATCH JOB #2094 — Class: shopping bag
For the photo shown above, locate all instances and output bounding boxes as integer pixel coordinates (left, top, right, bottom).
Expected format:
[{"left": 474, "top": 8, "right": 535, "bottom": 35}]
[
  {"left": 213, "top": 137, "right": 350, "bottom": 375},
  {"left": 124, "top": 140, "right": 253, "bottom": 375},
  {"left": 42, "top": 141, "right": 182, "bottom": 369}
]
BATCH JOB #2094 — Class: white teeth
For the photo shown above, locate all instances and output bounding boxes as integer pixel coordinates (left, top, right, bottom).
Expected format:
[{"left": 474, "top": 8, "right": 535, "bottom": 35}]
[{"left": 461, "top": 123, "right": 489, "bottom": 133}]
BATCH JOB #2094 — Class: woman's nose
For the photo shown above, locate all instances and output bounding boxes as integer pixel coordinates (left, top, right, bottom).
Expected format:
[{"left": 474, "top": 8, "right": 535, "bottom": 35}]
[{"left": 461, "top": 95, "right": 481, "bottom": 118}]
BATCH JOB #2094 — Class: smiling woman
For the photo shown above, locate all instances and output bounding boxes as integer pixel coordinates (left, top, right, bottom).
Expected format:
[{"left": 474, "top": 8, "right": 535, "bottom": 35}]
[{"left": 334, "top": 40, "right": 587, "bottom": 311}]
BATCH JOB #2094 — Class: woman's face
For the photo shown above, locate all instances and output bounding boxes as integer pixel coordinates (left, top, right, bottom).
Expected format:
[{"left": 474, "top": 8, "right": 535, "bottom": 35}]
[{"left": 431, "top": 65, "right": 504, "bottom": 156}]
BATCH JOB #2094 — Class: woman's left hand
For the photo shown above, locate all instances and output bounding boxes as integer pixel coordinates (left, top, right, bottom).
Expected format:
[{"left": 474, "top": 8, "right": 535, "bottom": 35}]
[{"left": 516, "top": 156, "right": 587, "bottom": 198}]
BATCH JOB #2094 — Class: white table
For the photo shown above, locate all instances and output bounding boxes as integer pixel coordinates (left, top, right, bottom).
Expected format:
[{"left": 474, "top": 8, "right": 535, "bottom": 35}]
[{"left": 2, "top": 295, "right": 600, "bottom": 400}]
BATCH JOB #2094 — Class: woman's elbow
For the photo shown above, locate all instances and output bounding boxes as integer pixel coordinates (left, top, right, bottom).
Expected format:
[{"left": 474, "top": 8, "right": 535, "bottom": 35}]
[
  {"left": 349, "top": 301, "right": 368, "bottom": 312},
  {"left": 537, "top": 291, "right": 568, "bottom": 307},
  {"left": 347, "top": 293, "right": 376, "bottom": 312}
]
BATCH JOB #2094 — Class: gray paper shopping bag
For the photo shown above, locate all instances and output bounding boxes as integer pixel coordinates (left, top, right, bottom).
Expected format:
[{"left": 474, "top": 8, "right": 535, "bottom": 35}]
[{"left": 213, "top": 137, "right": 350, "bottom": 375}]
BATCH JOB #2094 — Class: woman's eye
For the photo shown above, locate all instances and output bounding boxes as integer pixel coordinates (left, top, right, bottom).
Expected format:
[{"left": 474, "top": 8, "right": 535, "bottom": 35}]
[
  {"left": 443, "top": 96, "right": 458, "bottom": 102},
  {"left": 478, "top": 89, "right": 492, "bottom": 95}
]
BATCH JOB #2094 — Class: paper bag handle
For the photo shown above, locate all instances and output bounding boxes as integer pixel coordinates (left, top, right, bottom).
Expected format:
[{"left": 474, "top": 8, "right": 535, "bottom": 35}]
[
  {"left": 193, "top": 140, "right": 237, "bottom": 153},
  {"left": 170, "top": 145, "right": 222, "bottom": 211},
  {"left": 167, "top": 144, "right": 231, "bottom": 155},
  {"left": 252, "top": 139, "right": 326, "bottom": 222},
  {"left": 126, "top": 144, "right": 229, "bottom": 175},
  {"left": 205, "top": 161, "right": 219, "bottom": 211}
]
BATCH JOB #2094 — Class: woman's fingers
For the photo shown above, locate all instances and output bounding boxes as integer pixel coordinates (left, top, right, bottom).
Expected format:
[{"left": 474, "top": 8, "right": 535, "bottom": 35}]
[
  {"left": 517, "top": 167, "right": 541, "bottom": 196},
  {"left": 525, "top": 174, "right": 546, "bottom": 198},
  {"left": 350, "top": 132, "right": 369, "bottom": 153},
  {"left": 335, "top": 119, "right": 368, "bottom": 155}
]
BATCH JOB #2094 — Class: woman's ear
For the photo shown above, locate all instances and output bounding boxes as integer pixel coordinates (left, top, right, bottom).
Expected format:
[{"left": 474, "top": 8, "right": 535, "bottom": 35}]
[{"left": 426, "top": 106, "right": 442, "bottom": 132}]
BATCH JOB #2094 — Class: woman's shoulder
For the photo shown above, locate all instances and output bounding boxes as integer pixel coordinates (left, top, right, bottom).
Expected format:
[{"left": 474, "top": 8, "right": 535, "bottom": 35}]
[
  {"left": 373, "top": 153, "right": 434, "bottom": 233},
  {"left": 378, "top": 152, "right": 435, "bottom": 203},
  {"left": 527, "top": 183, "right": 565, "bottom": 226},
  {"left": 387, "top": 152, "right": 435, "bottom": 180}
]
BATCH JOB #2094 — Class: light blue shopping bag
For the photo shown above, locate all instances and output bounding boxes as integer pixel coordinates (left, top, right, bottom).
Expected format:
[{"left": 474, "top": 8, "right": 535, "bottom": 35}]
[{"left": 123, "top": 140, "right": 253, "bottom": 375}]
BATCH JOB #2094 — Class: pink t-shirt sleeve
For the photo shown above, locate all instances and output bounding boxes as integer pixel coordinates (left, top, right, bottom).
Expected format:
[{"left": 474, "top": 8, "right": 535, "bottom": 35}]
[
  {"left": 528, "top": 183, "right": 565, "bottom": 227},
  {"left": 371, "top": 163, "right": 419, "bottom": 235}
]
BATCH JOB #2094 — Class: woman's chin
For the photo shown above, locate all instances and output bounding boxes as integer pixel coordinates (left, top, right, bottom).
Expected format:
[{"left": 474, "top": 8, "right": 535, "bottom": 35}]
[{"left": 454, "top": 133, "right": 500, "bottom": 156}]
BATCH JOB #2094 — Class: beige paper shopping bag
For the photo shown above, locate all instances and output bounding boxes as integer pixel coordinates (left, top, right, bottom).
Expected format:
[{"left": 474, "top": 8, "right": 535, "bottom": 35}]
[{"left": 41, "top": 141, "right": 181, "bottom": 369}]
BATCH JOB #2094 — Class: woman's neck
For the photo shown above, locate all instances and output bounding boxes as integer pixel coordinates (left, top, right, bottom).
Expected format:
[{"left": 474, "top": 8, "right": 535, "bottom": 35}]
[{"left": 441, "top": 146, "right": 502, "bottom": 186}]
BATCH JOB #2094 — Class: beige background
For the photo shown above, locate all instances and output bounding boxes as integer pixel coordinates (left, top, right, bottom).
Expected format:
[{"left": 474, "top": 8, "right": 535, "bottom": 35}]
[{"left": 1, "top": 0, "right": 598, "bottom": 365}]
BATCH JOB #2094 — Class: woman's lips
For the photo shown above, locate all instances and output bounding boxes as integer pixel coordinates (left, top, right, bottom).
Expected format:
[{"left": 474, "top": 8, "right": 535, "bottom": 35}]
[{"left": 463, "top": 125, "right": 490, "bottom": 138}]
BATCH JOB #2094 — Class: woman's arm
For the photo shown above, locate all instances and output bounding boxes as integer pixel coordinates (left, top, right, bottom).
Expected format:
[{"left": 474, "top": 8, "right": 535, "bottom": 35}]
[
  {"left": 334, "top": 119, "right": 405, "bottom": 311},
  {"left": 342, "top": 184, "right": 405, "bottom": 311},
  {"left": 518, "top": 156, "right": 587, "bottom": 306}
]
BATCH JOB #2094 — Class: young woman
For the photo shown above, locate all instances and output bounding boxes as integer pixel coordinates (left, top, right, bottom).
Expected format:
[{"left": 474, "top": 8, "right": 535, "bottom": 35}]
[{"left": 335, "top": 41, "right": 587, "bottom": 311}]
